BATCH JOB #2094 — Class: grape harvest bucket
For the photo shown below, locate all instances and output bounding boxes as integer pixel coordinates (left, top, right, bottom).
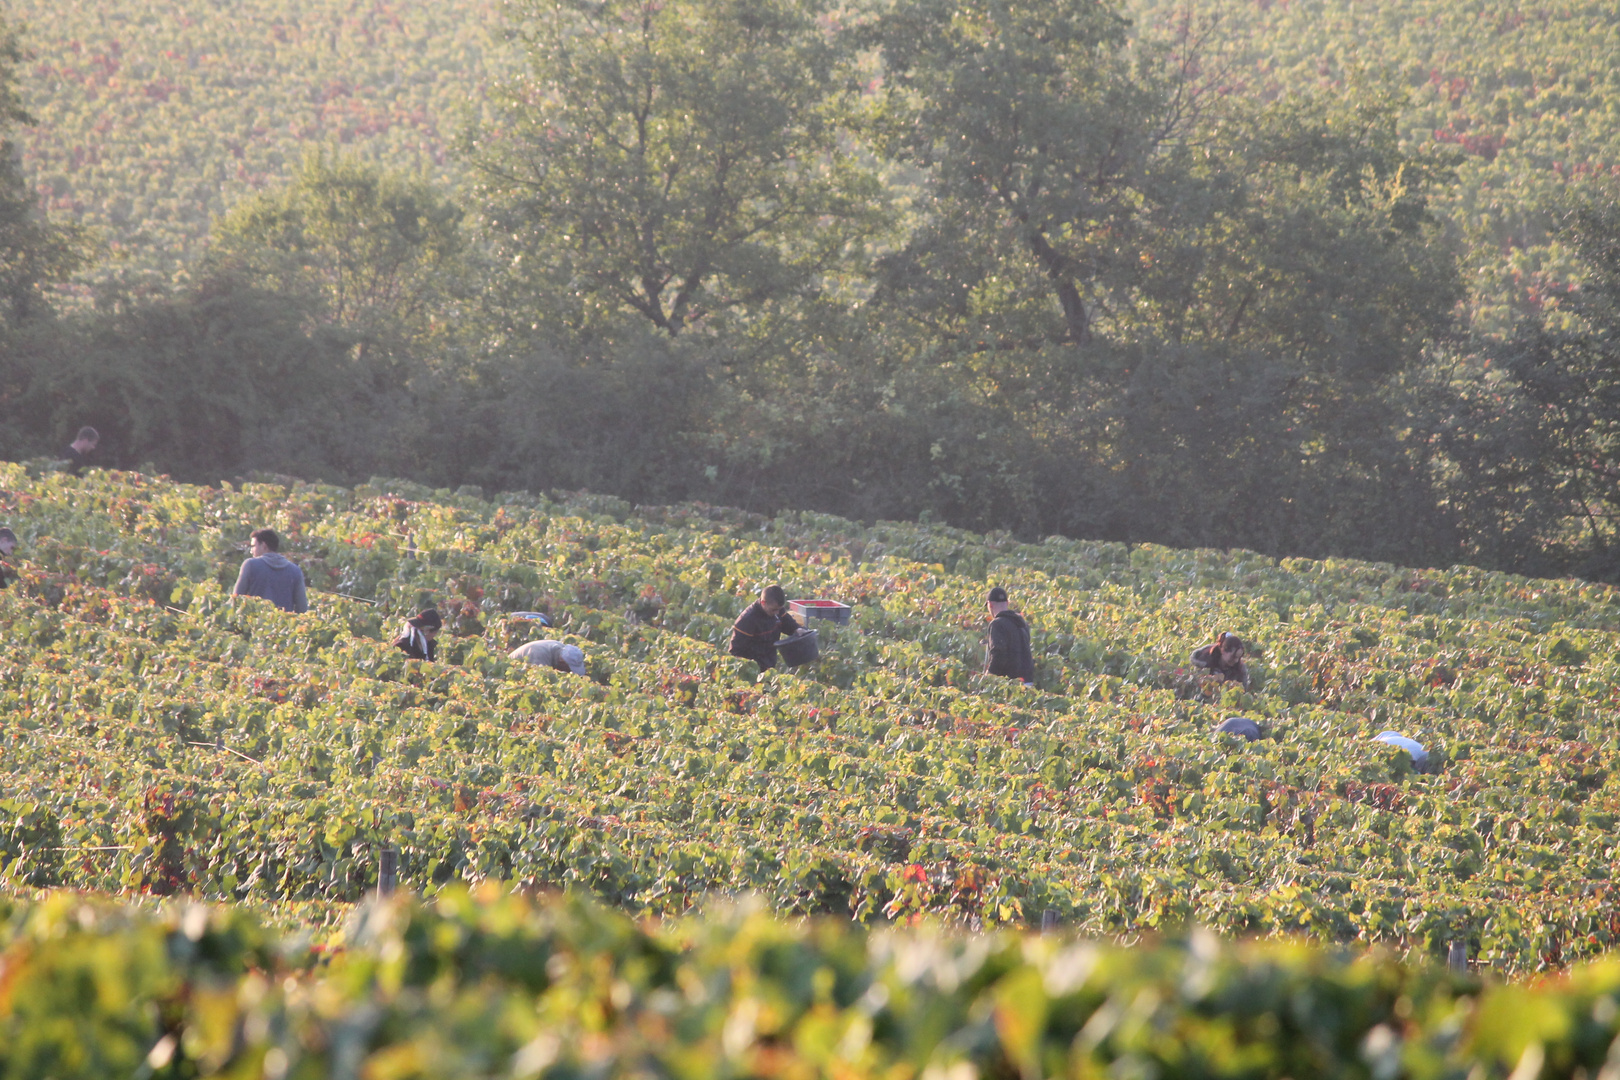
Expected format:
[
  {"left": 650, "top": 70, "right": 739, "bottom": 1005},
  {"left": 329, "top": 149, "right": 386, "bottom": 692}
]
[{"left": 776, "top": 628, "right": 820, "bottom": 666}]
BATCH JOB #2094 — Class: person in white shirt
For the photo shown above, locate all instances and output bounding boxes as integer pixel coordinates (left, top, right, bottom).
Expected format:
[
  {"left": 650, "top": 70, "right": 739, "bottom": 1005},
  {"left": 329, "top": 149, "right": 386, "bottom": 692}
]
[
  {"left": 1373, "top": 731, "right": 1437, "bottom": 773},
  {"left": 510, "top": 639, "right": 586, "bottom": 675}
]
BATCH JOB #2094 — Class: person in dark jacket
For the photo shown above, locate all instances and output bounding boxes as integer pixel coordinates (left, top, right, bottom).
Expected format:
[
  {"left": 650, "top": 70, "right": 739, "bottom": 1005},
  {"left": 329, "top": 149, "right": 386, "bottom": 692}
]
[
  {"left": 1191, "top": 631, "right": 1251, "bottom": 689},
  {"left": 394, "top": 608, "right": 442, "bottom": 661},
  {"left": 984, "top": 586, "right": 1035, "bottom": 683},
  {"left": 729, "top": 585, "right": 800, "bottom": 671},
  {"left": 0, "top": 527, "right": 16, "bottom": 590},
  {"left": 62, "top": 426, "right": 98, "bottom": 475},
  {"left": 1215, "top": 716, "right": 1263, "bottom": 741},
  {"left": 232, "top": 528, "right": 308, "bottom": 613}
]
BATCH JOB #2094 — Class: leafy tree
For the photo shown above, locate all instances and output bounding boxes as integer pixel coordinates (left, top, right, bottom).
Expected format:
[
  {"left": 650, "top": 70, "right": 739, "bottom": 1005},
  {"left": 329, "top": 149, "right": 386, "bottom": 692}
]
[
  {"left": 1062, "top": 81, "right": 1466, "bottom": 561},
  {"left": 857, "top": 5, "right": 1463, "bottom": 560},
  {"left": 1487, "top": 191, "right": 1620, "bottom": 578},
  {"left": 864, "top": 0, "right": 1190, "bottom": 348},
  {"left": 4, "top": 275, "right": 414, "bottom": 482},
  {"left": 207, "top": 152, "right": 466, "bottom": 359},
  {"left": 866, "top": 6, "right": 1459, "bottom": 373},
  {"left": 471, "top": 0, "right": 884, "bottom": 336},
  {"left": 1404, "top": 354, "right": 1560, "bottom": 577},
  {"left": 1131, "top": 80, "right": 1462, "bottom": 380},
  {"left": 0, "top": 18, "right": 85, "bottom": 324}
]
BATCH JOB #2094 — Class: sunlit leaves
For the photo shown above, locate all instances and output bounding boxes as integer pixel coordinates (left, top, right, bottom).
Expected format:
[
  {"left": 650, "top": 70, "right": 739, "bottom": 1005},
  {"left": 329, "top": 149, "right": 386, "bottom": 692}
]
[
  {"left": 7, "top": 889, "right": 1620, "bottom": 1079},
  {"left": 0, "top": 463, "right": 1618, "bottom": 974}
]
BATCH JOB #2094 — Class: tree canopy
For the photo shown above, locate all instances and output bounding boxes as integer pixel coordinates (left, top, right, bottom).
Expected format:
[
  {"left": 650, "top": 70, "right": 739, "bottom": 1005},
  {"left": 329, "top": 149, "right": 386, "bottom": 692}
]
[
  {"left": 1487, "top": 192, "right": 1620, "bottom": 577},
  {"left": 472, "top": 0, "right": 884, "bottom": 336},
  {"left": 865, "top": 0, "right": 1161, "bottom": 347},
  {"left": 0, "top": 19, "right": 83, "bottom": 325},
  {"left": 207, "top": 152, "right": 466, "bottom": 358}
]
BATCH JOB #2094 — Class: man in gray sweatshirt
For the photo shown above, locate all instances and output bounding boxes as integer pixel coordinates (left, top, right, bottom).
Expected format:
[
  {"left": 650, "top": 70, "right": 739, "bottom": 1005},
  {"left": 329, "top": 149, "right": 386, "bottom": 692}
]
[{"left": 232, "top": 528, "right": 308, "bottom": 613}]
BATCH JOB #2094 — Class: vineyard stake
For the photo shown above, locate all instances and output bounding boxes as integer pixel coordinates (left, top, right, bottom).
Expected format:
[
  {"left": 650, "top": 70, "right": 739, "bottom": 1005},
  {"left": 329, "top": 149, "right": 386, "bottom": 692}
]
[
  {"left": 41, "top": 845, "right": 132, "bottom": 852},
  {"left": 1448, "top": 940, "right": 1468, "bottom": 973},
  {"left": 379, "top": 845, "right": 398, "bottom": 897},
  {"left": 187, "top": 740, "right": 262, "bottom": 765}
]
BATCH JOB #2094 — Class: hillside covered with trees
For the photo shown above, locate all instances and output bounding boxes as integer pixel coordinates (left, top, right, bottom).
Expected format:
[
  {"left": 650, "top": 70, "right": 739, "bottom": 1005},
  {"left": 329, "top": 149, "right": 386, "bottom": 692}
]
[{"left": 1, "top": 0, "right": 1620, "bottom": 581}]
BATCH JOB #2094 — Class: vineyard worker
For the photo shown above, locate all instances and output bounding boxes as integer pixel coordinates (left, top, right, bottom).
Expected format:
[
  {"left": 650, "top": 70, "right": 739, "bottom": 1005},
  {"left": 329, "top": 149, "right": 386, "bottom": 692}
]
[
  {"left": 510, "top": 639, "right": 586, "bottom": 676},
  {"left": 0, "top": 527, "right": 16, "bottom": 589},
  {"left": 1191, "top": 631, "right": 1251, "bottom": 689},
  {"left": 1215, "top": 716, "right": 1263, "bottom": 741},
  {"left": 729, "top": 584, "right": 801, "bottom": 671},
  {"left": 394, "top": 608, "right": 442, "bottom": 662},
  {"left": 231, "top": 528, "right": 308, "bottom": 613},
  {"left": 62, "top": 425, "right": 99, "bottom": 476},
  {"left": 984, "top": 586, "right": 1036, "bottom": 683},
  {"left": 1374, "top": 730, "right": 1436, "bottom": 774}
]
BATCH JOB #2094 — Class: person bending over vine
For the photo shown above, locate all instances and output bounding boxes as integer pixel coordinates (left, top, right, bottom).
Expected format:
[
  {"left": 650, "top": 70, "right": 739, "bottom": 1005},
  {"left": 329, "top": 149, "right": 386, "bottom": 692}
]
[
  {"left": 729, "top": 584, "right": 801, "bottom": 672},
  {"left": 1191, "top": 631, "right": 1251, "bottom": 690}
]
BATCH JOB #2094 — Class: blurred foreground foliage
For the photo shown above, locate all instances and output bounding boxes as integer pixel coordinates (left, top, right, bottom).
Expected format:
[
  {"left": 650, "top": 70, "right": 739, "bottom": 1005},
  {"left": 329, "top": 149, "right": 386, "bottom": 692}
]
[{"left": 6, "top": 885, "right": 1620, "bottom": 1080}]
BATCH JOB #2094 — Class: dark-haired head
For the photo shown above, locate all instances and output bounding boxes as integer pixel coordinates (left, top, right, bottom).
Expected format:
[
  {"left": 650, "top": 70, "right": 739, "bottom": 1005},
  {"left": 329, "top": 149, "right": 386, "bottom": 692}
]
[
  {"left": 250, "top": 527, "right": 280, "bottom": 552},
  {"left": 762, "top": 584, "right": 787, "bottom": 607}
]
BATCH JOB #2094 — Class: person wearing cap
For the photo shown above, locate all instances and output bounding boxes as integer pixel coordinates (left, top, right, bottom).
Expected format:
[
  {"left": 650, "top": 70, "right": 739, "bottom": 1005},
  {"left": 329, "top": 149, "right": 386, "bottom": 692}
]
[
  {"left": 984, "top": 586, "right": 1035, "bottom": 683},
  {"left": 0, "top": 527, "right": 17, "bottom": 590},
  {"left": 62, "top": 426, "right": 99, "bottom": 476},
  {"left": 232, "top": 528, "right": 308, "bottom": 613},
  {"left": 1191, "top": 631, "right": 1251, "bottom": 689},
  {"left": 510, "top": 639, "right": 587, "bottom": 675},
  {"left": 729, "top": 584, "right": 801, "bottom": 671},
  {"left": 394, "top": 608, "right": 442, "bottom": 661}
]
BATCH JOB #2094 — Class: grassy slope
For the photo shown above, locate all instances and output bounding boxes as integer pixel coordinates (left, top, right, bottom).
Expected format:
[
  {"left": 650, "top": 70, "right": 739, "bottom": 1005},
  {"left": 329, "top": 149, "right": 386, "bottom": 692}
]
[{"left": 1, "top": 461, "right": 1617, "bottom": 973}]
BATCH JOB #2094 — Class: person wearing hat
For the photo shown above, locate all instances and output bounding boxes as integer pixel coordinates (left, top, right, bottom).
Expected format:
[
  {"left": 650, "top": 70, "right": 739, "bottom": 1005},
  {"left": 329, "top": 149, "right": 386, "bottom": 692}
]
[
  {"left": 0, "top": 527, "right": 17, "bottom": 590},
  {"left": 729, "top": 584, "right": 801, "bottom": 672},
  {"left": 510, "top": 639, "right": 587, "bottom": 675},
  {"left": 1191, "top": 631, "right": 1251, "bottom": 689},
  {"left": 984, "top": 586, "right": 1035, "bottom": 683},
  {"left": 394, "top": 608, "right": 442, "bottom": 661}
]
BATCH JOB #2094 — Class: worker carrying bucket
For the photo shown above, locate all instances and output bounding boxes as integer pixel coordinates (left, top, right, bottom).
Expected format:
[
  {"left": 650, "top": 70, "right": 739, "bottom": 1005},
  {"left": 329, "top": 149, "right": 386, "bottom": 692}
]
[{"left": 729, "top": 584, "right": 811, "bottom": 671}]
